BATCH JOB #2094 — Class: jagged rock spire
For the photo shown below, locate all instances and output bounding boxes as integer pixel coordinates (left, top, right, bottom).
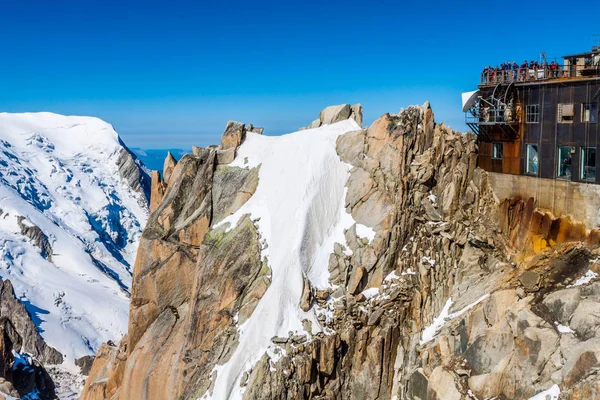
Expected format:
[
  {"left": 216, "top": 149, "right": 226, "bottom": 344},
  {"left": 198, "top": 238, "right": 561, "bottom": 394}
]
[{"left": 162, "top": 151, "right": 177, "bottom": 185}]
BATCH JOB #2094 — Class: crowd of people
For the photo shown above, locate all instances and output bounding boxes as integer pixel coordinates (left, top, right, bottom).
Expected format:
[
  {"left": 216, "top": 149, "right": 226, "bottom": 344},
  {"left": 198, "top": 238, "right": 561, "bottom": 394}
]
[{"left": 482, "top": 60, "right": 563, "bottom": 83}]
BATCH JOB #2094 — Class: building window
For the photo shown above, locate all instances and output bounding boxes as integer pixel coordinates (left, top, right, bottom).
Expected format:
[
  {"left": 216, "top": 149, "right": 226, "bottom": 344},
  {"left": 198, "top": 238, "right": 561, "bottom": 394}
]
[
  {"left": 581, "top": 147, "right": 596, "bottom": 181},
  {"left": 558, "top": 103, "right": 574, "bottom": 123},
  {"left": 526, "top": 105, "right": 540, "bottom": 123},
  {"left": 557, "top": 146, "right": 573, "bottom": 179},
  {"left": 582, "top": 103, "right": 598, "bottom": 123},
  {"left": 492, "top": 143, "right": 503, "bottom": 159},
  {"left": 525, "top": 144, "right": 539, "bottom": 175}
]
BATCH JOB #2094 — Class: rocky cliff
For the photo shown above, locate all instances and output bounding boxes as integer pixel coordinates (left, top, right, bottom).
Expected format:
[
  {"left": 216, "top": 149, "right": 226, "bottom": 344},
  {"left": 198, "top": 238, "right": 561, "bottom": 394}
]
[
  {"left": 83, "top": 104, "right": 600, "bottom": 399},
  {"left": 0, "top": 279, "right": 58, "bottom": 399}
]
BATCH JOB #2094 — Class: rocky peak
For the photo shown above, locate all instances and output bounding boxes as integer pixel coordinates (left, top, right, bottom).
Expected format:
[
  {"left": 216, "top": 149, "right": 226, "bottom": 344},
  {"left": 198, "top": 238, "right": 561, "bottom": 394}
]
[
  {"left": 162, "top": 151, "right": 177, "bottom": 185},
  {"left": 305, "top": 103, "right": 363, "bottom": 130}
]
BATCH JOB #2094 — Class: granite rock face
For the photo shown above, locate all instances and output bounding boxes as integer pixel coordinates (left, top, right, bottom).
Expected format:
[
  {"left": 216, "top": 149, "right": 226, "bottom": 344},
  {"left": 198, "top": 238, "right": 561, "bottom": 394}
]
[
  {"left": 16, "top": 217, "right": 53, "bottom": 262},
  {"left": 304, "top": 104, "right": 363, "bottom": 130},
  {"left": 0, "top": 280, "right": 62, "bottom": 365},
  {"left": 83, "top": 104, "right": 600, "bottom": 400},
  {"left": 116, "top": 146, "right": 151, "bottom": 204},
  {"left": 82, "top": 121, "right": 267, "bottom": 400},
  {"left": 0, "top": 279, "right": 59, "bottom": 399}
]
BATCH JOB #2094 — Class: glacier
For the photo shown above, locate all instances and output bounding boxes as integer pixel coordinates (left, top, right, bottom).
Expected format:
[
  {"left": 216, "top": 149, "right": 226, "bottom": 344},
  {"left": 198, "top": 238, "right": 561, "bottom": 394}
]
[{"left": 0, "top": 113, "right": 148, "bottom": 372}]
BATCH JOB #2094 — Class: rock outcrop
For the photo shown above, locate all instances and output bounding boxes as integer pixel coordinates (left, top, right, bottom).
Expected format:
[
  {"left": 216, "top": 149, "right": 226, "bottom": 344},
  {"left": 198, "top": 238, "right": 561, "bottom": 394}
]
[
  {"left": 82, "top": 121, "right": 266, "bottom": 400},
  {"left": 306, "top": 104, "right": 363, "bottom": 129},
  {"left": 116, "top": 145, "right": 151, "bottom": 204},
  {"left": 16, "top": 217, "right": 53, "bottom": 262},
  {"left": 83, "top": 104, "right": 600, "bottom": 399},
  {"left": 0, "top": 279, "right": 59, "bottom": 399},
  {"left": 0, "top": 281, "right": 62, "bottom": 365}
]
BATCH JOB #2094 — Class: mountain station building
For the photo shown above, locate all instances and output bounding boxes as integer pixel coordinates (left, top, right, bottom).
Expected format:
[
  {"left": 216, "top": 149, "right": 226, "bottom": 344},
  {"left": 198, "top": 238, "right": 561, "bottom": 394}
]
[
  {"left": 463, "top": 43, "right": 600, "bottom": 227},
  {"left": 464, "top": 45, "right": 600, "bottom": 183}
]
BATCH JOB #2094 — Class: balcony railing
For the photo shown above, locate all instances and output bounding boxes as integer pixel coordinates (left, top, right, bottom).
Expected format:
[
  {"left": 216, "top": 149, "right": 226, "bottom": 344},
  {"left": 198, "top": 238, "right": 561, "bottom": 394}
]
[
  {"left": 466, "top": 107, "right": 518, "bottom": 125},
  {"left": 480, "top": 65, "right": 600, "bottom": 86}
]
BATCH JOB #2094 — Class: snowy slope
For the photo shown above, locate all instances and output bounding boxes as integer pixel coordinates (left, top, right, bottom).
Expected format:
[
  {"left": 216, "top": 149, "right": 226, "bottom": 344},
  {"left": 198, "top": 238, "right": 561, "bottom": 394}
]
[
  {"left": 212, "top": 119, "right": 373, "bottom": 399},
  {"left": 0, "top": 112, "right": 148, "bottom": 365}
]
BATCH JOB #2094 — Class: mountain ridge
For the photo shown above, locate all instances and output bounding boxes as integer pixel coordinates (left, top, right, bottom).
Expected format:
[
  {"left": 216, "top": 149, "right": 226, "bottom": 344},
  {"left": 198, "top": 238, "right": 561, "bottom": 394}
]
[
  {"left": 0, "top": 112, "right": 151, "bottom": 398},
  {"left": 82, "top": 104, "right": 600, "bottom": 400}
]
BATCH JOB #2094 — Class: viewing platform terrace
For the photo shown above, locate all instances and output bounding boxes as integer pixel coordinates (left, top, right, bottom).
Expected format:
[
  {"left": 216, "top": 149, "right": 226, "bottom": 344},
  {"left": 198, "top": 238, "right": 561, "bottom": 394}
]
[{"left": 479, "top": 64, "right": 600, "bottom": 87}]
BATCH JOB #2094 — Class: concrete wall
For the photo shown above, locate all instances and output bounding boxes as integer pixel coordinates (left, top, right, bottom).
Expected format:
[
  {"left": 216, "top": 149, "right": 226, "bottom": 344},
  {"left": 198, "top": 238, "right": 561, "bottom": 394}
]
[{"left": 488, "top": 172, "right": 600, "bottom": 229}]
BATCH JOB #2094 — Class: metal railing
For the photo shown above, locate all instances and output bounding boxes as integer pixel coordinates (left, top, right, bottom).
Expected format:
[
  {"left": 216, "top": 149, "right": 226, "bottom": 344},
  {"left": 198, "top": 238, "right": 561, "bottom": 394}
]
[
  {"left": 480, "top": 64, "right": 600, "bottom": 86},
  {"left": 465, "top": 107, "right": 519, "bottom": 124}
]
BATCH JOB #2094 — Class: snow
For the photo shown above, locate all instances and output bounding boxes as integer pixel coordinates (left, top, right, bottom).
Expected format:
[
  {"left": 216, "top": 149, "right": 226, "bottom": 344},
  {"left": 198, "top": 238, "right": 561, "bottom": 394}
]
[
  {"left": 428, "top": 191, "right": 437, "bottom": 204},
  {"left": 356, "top": 223, "right": 376, "bottom": 243},
  {"left": 401, "top": 268, "right": 416, "bottom": 276},
  {"left": 211, "top": 119, "right": 363, "bottom": 399},
  {"left": 448, "top": 294, "right": 490, "bottom": 319},
  {"left": 528, "top": 384, "right": 560, "bottom": 400},
  {"left": 420, "top": 294, "right": 490, "bottom": 344},
  {"left": 361, "top": 287, "right": 380, "bottom": 299},
  {"left": 555, "top": 322, "right": 574, "bottom": 334},
  {"left": 422, "top": 256, "right": 436, "bottom": 267},
  {"left": 421, "top": 298, "right": 453, "bottom": 344},
  {"left": 0, "top": 113, "right": 148, "bottom": 366},
  {"left": 384, "top": 271, "right": 400, "bottom": 282},
  {"left": 569, "top": 269, "right": 598, "bottom": 287}
]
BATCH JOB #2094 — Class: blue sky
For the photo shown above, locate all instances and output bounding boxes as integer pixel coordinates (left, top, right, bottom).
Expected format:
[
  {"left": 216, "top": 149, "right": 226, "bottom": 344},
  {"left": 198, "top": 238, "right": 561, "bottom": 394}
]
[{"left": 1, "top": 1, "right": 599, "bottom": 149}]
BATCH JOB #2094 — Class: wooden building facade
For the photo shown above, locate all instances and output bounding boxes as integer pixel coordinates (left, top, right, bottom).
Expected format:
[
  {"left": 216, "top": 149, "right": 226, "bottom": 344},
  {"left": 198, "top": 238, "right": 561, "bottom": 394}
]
[{"left": 465, "top": 47, "right": 600, "bottom": 184}]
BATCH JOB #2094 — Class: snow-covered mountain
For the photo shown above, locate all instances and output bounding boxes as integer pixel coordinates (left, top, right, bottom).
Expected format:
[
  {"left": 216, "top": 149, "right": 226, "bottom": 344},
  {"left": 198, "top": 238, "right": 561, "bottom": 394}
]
[
  {"left": 0, "top": 112, "right": 149, "bottom": 368},
  {"left": 82, "top": 104, "right": 600, "bottom": 400}
]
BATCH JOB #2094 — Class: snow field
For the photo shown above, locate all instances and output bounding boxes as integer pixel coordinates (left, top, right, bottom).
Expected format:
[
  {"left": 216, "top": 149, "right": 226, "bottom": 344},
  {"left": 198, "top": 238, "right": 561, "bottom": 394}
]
[
  {"left": 212, "top": 119, "right": 364, "bottom": 399},
  {"left": 0, "top": 113, "right": 148, "bottom": 364}
]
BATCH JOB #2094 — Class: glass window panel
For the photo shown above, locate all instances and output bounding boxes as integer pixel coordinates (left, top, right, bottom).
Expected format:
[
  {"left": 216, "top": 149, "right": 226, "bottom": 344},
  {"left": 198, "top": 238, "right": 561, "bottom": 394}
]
[
  {"left": 492, "top": 143, "right": 503, "bottom": 159},
  {"left": 526, "top": 144, "right": 539, "bottom": 175},
  {"left": 582, "top": 103, "right": 598, "bottom": 123},
  {"left": 526, "top": 105, "right": 539, "bottom": 123},
  {"left": 557, "top": 146, "right": 573, "bottom": 179},
  {"left": 581, "top": 147, "right": 596, "bottom": 181}
]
